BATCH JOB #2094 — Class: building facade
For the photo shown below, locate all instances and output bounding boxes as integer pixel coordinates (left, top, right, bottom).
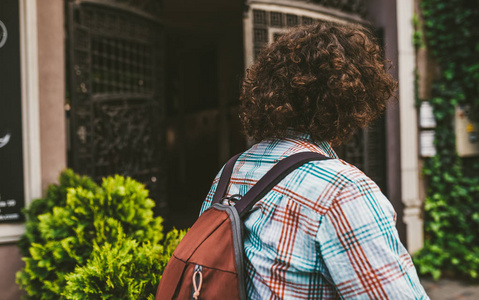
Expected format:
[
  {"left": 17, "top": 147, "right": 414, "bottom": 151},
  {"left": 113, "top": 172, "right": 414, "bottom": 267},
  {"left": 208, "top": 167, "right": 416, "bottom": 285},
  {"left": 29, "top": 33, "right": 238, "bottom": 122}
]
[{"left": 0, "top": 0, "right": 423, "bottom": 298}]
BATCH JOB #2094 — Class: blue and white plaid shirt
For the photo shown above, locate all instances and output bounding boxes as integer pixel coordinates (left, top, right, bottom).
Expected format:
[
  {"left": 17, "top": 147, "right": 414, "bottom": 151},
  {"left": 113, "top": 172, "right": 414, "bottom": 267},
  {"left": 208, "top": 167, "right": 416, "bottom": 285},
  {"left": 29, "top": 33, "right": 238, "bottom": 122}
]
[{"left": 200, "top": 132, "right": 429, "bottom": 299}]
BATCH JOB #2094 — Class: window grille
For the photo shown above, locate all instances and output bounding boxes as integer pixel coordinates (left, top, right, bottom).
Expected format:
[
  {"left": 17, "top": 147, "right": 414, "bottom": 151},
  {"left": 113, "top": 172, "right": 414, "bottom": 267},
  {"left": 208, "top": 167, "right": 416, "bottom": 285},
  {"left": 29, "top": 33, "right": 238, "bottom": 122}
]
[
  {"left": 67, "top": 0, "right": 166, "bottom": 207},
  {"left": 270, "top": 12, "right": 283, "bottom": 27},
  {"left": 253, "top": 9, "right": 267, "bottom": 25},
  {"left": 302, "top": 16, "right": 313, "bottom": 25},
  {"left": 286, "top": 14, "right": 299, "bottom": 27}
]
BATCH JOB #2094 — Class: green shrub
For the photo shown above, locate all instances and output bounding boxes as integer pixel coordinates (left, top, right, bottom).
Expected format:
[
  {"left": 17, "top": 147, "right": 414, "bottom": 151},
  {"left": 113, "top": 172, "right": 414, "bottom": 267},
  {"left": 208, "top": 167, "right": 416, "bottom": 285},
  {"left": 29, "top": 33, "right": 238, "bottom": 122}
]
[
  {"left": 64, "top": 227, "right": 185, "bottom": 300},
  {"left": 17, "top": 170, "right": 184, "bottom": 299},
  {"left": 18, "top": 169, "right": 99, "bottom": 257}
]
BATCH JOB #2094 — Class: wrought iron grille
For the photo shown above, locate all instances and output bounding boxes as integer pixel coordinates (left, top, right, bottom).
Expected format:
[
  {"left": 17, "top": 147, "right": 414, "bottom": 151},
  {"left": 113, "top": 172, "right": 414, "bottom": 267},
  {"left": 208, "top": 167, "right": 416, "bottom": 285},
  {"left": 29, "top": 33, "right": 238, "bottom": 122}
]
[
  {"left": 302, "top": 16, "right": 313, "bottom": 25},
  {"left": 252, "top": 9, "right": 326, "bottom": 59},
  {"left": 286, "top": 14, "right": 299, "bottom": 27},
  {"left": 67, "top": 0, "right": 166, "bottom": 208},
  {"left": 91, "top": 37, "right": 154, "bottom": 94},
  {"left": 270, "top": 12, "right": 283, "bottom": 27},
  {"left": 253, "top": 9, "right": 267, "bottom": 25},
  {"left": 295, "top": 0, "right": 366, "bottom": 15}
]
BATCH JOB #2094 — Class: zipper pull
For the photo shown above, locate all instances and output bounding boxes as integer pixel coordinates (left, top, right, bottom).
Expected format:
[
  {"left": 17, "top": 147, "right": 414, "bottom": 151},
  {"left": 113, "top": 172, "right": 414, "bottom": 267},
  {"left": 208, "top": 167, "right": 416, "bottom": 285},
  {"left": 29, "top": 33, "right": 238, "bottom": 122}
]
[{"left": 192, "top": 265, "right": 203, "bottom": 300}]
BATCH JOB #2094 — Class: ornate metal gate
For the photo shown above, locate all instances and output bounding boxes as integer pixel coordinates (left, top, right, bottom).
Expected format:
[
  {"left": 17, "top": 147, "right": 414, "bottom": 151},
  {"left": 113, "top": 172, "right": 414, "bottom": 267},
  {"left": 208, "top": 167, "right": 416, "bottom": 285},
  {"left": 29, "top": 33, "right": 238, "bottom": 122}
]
[{"left": 67, "top": 0, "right": 166, "bottom": 208}]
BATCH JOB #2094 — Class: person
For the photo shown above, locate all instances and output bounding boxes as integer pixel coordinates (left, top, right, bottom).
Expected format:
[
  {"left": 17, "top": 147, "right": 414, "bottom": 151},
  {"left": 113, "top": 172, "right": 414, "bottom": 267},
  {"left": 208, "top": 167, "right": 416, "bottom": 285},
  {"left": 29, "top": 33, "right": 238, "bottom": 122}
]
[{"left": 200, "top": 22, "right": 429, "bottom": 299}]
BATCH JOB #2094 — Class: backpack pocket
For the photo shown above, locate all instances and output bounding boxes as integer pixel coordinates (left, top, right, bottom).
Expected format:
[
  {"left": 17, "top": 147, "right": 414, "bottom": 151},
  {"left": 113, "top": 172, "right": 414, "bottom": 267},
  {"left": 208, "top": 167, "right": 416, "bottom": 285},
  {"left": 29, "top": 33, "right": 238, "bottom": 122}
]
[
  {"left": 174, "top": 263, "right": 241, "bottom": 300},
  {"left": 156, "top": 255, "right": 186, "bottom": 300}
]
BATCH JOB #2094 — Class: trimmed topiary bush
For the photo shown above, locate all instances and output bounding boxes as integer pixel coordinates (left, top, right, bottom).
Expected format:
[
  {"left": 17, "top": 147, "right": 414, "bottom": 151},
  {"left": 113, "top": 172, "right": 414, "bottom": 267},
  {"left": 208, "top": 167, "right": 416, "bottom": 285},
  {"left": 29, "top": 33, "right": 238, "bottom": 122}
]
[
  {"left": 17, "top": 169, "right": 99, "bottom": 258},
  {"left": 64, "top": 227, "right": 184, "bottom": 300},
  {"left": 17, "top": 170, "right": 185, "bottom": 299}
]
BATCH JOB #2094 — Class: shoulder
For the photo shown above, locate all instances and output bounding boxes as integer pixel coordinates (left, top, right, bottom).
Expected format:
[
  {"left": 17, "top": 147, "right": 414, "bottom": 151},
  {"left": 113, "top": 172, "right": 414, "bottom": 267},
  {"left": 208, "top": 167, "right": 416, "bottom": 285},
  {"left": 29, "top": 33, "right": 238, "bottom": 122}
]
[
  {"left": 307, "top": 157, "right": 370, "bottom": 180},
  {"left": 295, "top": 156, "right": 376, "bottom": 189},
  {"left": 287, "top": 157, "right": 385, "bottom": 213},
  {"left": 311, "top": 159, "right": 396, "bottom": 226}
]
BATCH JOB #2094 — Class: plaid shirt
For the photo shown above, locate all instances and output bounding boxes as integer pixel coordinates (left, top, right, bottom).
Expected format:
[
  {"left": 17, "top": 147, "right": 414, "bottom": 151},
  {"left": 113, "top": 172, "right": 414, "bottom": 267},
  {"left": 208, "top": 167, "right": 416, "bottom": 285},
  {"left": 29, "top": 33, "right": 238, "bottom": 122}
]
[{"left": 200, "top": 132, "right": 429, "bottom": 299}]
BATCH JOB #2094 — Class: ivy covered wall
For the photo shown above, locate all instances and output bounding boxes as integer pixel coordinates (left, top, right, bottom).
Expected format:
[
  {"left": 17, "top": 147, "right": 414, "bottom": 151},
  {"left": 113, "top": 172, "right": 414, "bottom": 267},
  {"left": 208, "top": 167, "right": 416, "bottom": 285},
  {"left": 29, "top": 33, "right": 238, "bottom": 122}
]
[{"left": 413, "top": 0, "right": 479, "bottom": 280}]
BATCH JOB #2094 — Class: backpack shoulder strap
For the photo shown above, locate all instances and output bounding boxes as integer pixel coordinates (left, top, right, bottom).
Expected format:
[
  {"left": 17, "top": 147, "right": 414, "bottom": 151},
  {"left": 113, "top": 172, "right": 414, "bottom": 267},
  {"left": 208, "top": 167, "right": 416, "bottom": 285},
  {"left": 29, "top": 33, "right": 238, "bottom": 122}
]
[
  {"left": 212, "top": 152, "right": 242, "bottom": 205},
  {"left": 212, "top": 151, "right": 331, "bottom": 217},
  {"left": 235, "top": 152, "right": 330, "bottom": 217}
]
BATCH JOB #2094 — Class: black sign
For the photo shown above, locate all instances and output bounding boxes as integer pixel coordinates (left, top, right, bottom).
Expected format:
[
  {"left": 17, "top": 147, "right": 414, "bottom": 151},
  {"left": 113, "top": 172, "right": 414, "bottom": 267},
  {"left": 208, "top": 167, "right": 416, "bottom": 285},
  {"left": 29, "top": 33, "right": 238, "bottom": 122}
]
[{"left": 0, "top": 0, "right": 25, "bottom": 223}]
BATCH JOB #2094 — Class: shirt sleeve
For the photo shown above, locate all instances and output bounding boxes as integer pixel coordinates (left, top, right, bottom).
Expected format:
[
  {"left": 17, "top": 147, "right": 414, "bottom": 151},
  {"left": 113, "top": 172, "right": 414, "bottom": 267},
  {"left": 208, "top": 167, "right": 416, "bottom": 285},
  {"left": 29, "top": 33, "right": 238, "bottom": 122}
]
[{"left": 316, "top": 177, "right": 429, "bottom": 299}]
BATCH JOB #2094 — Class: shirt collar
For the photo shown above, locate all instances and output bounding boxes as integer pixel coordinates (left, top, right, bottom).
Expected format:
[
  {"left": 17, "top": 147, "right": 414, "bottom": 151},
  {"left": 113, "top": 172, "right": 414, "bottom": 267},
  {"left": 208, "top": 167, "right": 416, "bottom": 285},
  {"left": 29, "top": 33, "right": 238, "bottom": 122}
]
[{"left": 283, "top": 128, "right": 339, "bottom": 159}]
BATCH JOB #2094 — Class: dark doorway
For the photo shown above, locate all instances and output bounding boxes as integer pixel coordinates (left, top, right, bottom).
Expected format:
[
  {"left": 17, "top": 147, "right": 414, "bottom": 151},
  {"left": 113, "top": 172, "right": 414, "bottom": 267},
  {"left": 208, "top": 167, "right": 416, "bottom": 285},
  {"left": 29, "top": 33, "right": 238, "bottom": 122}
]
[{"left": 163, "top": 0, "right": 247, "bottom": 229}]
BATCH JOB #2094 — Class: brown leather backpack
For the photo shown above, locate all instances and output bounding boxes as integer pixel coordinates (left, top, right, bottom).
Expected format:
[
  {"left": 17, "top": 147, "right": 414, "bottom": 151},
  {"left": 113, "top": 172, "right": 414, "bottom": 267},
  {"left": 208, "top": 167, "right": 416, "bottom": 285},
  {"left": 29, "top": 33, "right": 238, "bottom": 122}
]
[{"left": 155, "top": 152, "right": 329, "bottom": 300}]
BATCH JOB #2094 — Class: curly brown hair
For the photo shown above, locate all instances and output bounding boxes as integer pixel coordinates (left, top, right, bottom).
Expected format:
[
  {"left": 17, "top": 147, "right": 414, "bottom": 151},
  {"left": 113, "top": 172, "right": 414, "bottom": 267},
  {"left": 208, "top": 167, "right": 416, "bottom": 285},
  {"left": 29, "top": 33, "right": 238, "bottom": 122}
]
[{"left": 240, "top": 22, "right": 397, "bottom": 146}]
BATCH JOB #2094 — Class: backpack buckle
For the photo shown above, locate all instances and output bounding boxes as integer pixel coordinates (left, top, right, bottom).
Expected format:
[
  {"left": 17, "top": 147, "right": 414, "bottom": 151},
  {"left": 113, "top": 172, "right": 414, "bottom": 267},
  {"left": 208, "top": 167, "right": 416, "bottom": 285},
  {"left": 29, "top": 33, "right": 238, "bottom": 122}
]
[{"left": 221, "top": 194, "right": 242, "bottom": 206}]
